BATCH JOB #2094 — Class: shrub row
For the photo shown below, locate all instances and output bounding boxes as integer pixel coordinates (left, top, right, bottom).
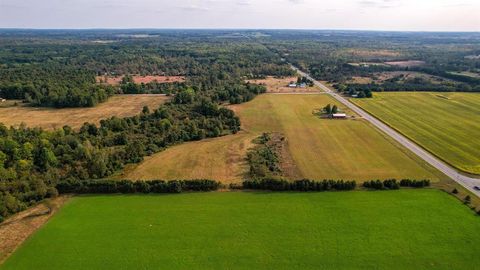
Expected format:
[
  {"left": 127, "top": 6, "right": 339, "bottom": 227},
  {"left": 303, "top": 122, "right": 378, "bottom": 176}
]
[
  {"left": 363, "top": 179, "right": 430, "bottom": 190},
  {"left": 242, "top": 178, "right": 357, "bottom": 191},
  {"left": 56, "top": 179, "right": 220, "bottom": 194}
]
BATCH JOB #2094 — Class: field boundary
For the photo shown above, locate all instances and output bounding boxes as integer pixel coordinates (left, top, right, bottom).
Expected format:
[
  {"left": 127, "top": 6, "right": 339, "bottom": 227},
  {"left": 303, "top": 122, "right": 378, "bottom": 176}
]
[{"left": 0, "top": 196, "right": 70, "bottom": 265}]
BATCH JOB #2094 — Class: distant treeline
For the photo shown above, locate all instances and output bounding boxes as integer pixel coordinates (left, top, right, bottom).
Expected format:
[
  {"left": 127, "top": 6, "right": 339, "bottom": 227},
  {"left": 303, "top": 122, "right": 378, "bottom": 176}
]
[
  {"left": 0, "top": 65, "right": 116, "bottom": 108},
  {"left": 340, "top": 82, "right": 480, "bottom": 93}
]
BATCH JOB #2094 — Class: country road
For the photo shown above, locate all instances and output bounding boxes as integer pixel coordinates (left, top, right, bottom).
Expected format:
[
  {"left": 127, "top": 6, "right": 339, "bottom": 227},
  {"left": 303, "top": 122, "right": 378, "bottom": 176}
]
[{"left": 291, "top": 65, "right": 480, "bottom": 197}]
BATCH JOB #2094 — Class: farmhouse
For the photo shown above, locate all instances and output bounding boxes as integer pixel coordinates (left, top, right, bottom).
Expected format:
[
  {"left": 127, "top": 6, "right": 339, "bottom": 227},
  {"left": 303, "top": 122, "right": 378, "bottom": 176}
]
[{"left": 332, "top": 113, "right": 347, "bottom": 119}]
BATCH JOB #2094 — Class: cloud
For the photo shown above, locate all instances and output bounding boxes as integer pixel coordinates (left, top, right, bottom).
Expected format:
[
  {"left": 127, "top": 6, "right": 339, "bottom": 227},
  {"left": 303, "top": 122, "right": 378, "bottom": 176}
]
[
  {"left": 236, "top": 0, "right": 251, "bottom": 6},
  {"left": 288, "top": 0, "right": 304, "bottom": 4},
  {"left": 176, "top": 5, "right": 210, "bottom": 12},
  {"left": 358, "top": 0, "right": 401, "bottom": 9}
]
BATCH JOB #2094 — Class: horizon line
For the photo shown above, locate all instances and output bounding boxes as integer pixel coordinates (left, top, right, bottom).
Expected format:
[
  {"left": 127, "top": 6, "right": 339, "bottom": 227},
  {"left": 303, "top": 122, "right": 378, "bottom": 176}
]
[{"left": 0, "top": 27, "right": 479, "bottom": 33}]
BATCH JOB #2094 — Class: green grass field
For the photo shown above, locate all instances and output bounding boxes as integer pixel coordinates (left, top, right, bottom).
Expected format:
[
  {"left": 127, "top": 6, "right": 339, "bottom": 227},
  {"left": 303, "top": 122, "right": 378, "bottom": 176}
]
[
  {"left": 2, "top": 191, "right": 480, "bottom": 269},
  {"left": 352, "top": 92, "right": 480, "bottom": 175},
  {"left": 125, "top": 94, "right": 444, "bottom": 181}
]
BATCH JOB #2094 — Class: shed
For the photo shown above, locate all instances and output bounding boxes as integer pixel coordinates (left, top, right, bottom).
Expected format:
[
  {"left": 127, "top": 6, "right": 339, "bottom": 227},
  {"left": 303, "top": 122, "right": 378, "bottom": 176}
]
[{"left": 332, "top": 113, "right": 347, "bottom": 119}]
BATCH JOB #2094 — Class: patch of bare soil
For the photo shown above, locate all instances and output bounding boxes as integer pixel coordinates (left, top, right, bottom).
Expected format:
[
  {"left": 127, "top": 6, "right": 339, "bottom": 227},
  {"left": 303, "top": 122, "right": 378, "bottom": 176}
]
[
  {"left": 97, "top": 75, "right": 185, "bottom": 85},
  {"left": 247, "top": 76, "right": 321, "bottom": 93},
  {"left": 384, "top": 60, "right": 425, "bottom": 67},
  {"left": 0, "top": 196, "right": 70, "bottom": 264}
]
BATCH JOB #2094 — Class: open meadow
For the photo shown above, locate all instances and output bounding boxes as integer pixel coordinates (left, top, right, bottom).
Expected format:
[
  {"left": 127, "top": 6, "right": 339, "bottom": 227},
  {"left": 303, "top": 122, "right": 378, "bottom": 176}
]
[
  {"left": 0, "top": 95, "right": 168, "bottom": 130},
  {"left": 124, "top": 92, "right": 444, "bottom": 182},
  {"left": 2, "top": 190, "right": 480, "bottom": 270},
  {"left": 352, "top": 92, "right": 480, "bottom": 175}
]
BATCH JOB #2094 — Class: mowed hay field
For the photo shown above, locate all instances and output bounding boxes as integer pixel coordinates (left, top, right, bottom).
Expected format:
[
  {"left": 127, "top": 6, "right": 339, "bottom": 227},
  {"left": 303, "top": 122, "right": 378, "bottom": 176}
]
[
  {"left": 123, "top": 132, "right": 254, "bottom": 182},
  {"left": 125, "top": 93, "right": 443, "bottom": 182},
  {"left": 0, "top": 95, "right": 168, "bottom": 130},
  {"left": 352, "top": 92, "right": 480, "bottom": 175},
  {"left": 2, "top": 191, "right": 480, "bottom": 270}
]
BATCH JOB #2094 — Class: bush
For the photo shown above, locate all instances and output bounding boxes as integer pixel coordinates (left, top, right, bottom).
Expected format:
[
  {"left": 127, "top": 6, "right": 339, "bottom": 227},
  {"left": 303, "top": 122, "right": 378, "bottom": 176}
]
[
  {"left": 464, "top": 195, "right": 471, "bottom": 204},
  {"left": 56, "top": 179, "right": 220, "bottom": 194},
  {"left": 399, "top": 179, "right": 430, "bottom": 188},
  {"left": 452, "top": 188, "right": 459, "bottom": 194},
  {"left": 363, "top": 179, "right": 430, "bottom": 190},
  {"left": 243, "top": 178, "right": 356, "bottom": 192}
]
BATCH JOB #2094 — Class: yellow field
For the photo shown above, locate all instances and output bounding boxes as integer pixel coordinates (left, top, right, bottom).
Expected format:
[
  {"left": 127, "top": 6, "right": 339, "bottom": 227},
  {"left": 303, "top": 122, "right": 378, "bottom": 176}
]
[
  {"left": 124, "top": 93, "right": 444, "bottom": 182},
  {"left": 0, "top": 95, "right": 168, "bottom": 130},
  {"left": 123, "top": 132, "right": 254, "bottom": 183}
]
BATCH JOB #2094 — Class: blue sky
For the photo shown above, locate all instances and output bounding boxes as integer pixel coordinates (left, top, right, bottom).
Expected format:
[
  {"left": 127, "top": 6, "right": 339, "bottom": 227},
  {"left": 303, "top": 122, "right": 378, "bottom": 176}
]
[{"left": 0, "top": 0, "right": 479, "bottom": 31}]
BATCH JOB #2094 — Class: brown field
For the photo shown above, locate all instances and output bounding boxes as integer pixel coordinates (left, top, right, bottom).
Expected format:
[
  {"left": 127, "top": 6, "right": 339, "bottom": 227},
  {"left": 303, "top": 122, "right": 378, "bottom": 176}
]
[
  {"left": 96, "top": 75, "right": 185, "bottom": 85},
  {"left": 348, "top": 76, "right": 374, "bottom": 84},
  {"left": 0, "top": 95, "right": 168, "bottom": 130},
  {"left": 347, "top": 62, "right": 389, "bottom": 68},
  {"left": 347, "top": 71, "right": 451, "bottom": 85},
  {"left": 385, "top": 60, "right": 426, "bottom": 67},
  {"left": 246, "top": 76, "right": 321, "bottom": 93},
  {"left": 344, "top": 49, "right": 400, "bottom": 58},
  {"left": 0, "top": 196, "right": 69, "bottom": 264}
]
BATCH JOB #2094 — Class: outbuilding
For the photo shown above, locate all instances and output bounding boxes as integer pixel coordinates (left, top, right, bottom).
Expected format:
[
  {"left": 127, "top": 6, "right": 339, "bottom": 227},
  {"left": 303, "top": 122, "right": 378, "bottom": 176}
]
[{"left": 332, "top": 113, "right": 347, "bottom": 119}]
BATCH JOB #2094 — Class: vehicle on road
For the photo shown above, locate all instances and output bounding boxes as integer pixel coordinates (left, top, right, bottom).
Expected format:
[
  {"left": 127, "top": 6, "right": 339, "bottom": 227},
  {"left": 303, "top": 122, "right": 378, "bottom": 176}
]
[{"left": 474, "top": 186, "right": 480, "bottom": 191}]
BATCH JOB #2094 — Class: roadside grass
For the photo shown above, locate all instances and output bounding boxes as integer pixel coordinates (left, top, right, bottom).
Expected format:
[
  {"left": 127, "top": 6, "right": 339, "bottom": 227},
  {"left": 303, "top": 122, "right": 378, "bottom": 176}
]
[
  {"left": 0, "top": 94, "right": 168, "bottom": 130},
  {"left": 2, "top": 190, "right": 480, "bottom": 270},
  {"left": 124, "top": 94, "right": 444, "bottom": 182},
  {"left": 352, "top": 92, "right": 480, "bottom": 175}
]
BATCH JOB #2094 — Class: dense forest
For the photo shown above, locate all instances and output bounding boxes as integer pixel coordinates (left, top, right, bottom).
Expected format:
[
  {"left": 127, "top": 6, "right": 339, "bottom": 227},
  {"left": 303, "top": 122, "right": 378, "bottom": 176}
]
[{"left": 263, "top": 31, "right": 480, "bottom": 92}]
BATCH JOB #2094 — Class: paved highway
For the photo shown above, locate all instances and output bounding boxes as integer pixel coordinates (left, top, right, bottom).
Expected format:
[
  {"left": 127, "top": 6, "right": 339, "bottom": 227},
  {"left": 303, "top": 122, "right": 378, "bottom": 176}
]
[{"left": 292, "top": 65, "right": 480, "bottom": 197}]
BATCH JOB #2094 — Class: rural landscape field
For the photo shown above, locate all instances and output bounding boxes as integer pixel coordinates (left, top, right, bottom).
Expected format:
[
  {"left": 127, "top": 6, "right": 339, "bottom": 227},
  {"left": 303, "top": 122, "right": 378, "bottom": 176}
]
[
  {"left": 1, "top": 3, "right": 480, "bottom": 268},
  {"left": 0, "top": 95, "right": 168, "bottom": 129},
  {"left": 125, "top": 92, "right": 445, "bottom": 182},
  {"left": 3, "top": 191, "right": 480, "bottom": 270},
  {"left": 352, "top": 92, "right": 480, "bottom": 175}
]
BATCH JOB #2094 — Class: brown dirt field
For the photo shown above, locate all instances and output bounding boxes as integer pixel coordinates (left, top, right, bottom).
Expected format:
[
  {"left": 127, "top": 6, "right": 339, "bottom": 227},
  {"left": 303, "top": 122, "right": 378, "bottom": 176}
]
[
  {"left": 348, "top": 76, "right": 374, "bottom": 84},
  {"left": 246, "top": 76, "right": 321, "bottom": 93},
  {"left": 345, "top": 49, "right": 401, "bottom": 58},
  {"left": 374, "top": 71, "right": 449, "bottom": 84},
  {"left": 0, "top": 196, "right": 69, "bottom": 264},
  {"left": 385, "top": 60, "right": 426, "bottom": 67},
  {"left": 0, "top": 94, "right": 168, "bottom": 130},
  {"left": 97, "top": 75, "right": 185, "bottom": 85}
]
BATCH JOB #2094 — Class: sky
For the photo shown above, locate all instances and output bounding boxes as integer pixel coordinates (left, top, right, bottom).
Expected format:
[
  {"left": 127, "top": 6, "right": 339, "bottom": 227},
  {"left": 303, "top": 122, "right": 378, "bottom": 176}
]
[{"left": 0, "top": 0, "right": 479, "bottom": 31}]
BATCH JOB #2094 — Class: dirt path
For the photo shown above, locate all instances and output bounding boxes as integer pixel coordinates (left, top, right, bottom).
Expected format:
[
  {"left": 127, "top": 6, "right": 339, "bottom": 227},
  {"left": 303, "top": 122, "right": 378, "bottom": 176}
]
[{"left": 0, "top": 196, "right": 70, "bottom": 264}]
